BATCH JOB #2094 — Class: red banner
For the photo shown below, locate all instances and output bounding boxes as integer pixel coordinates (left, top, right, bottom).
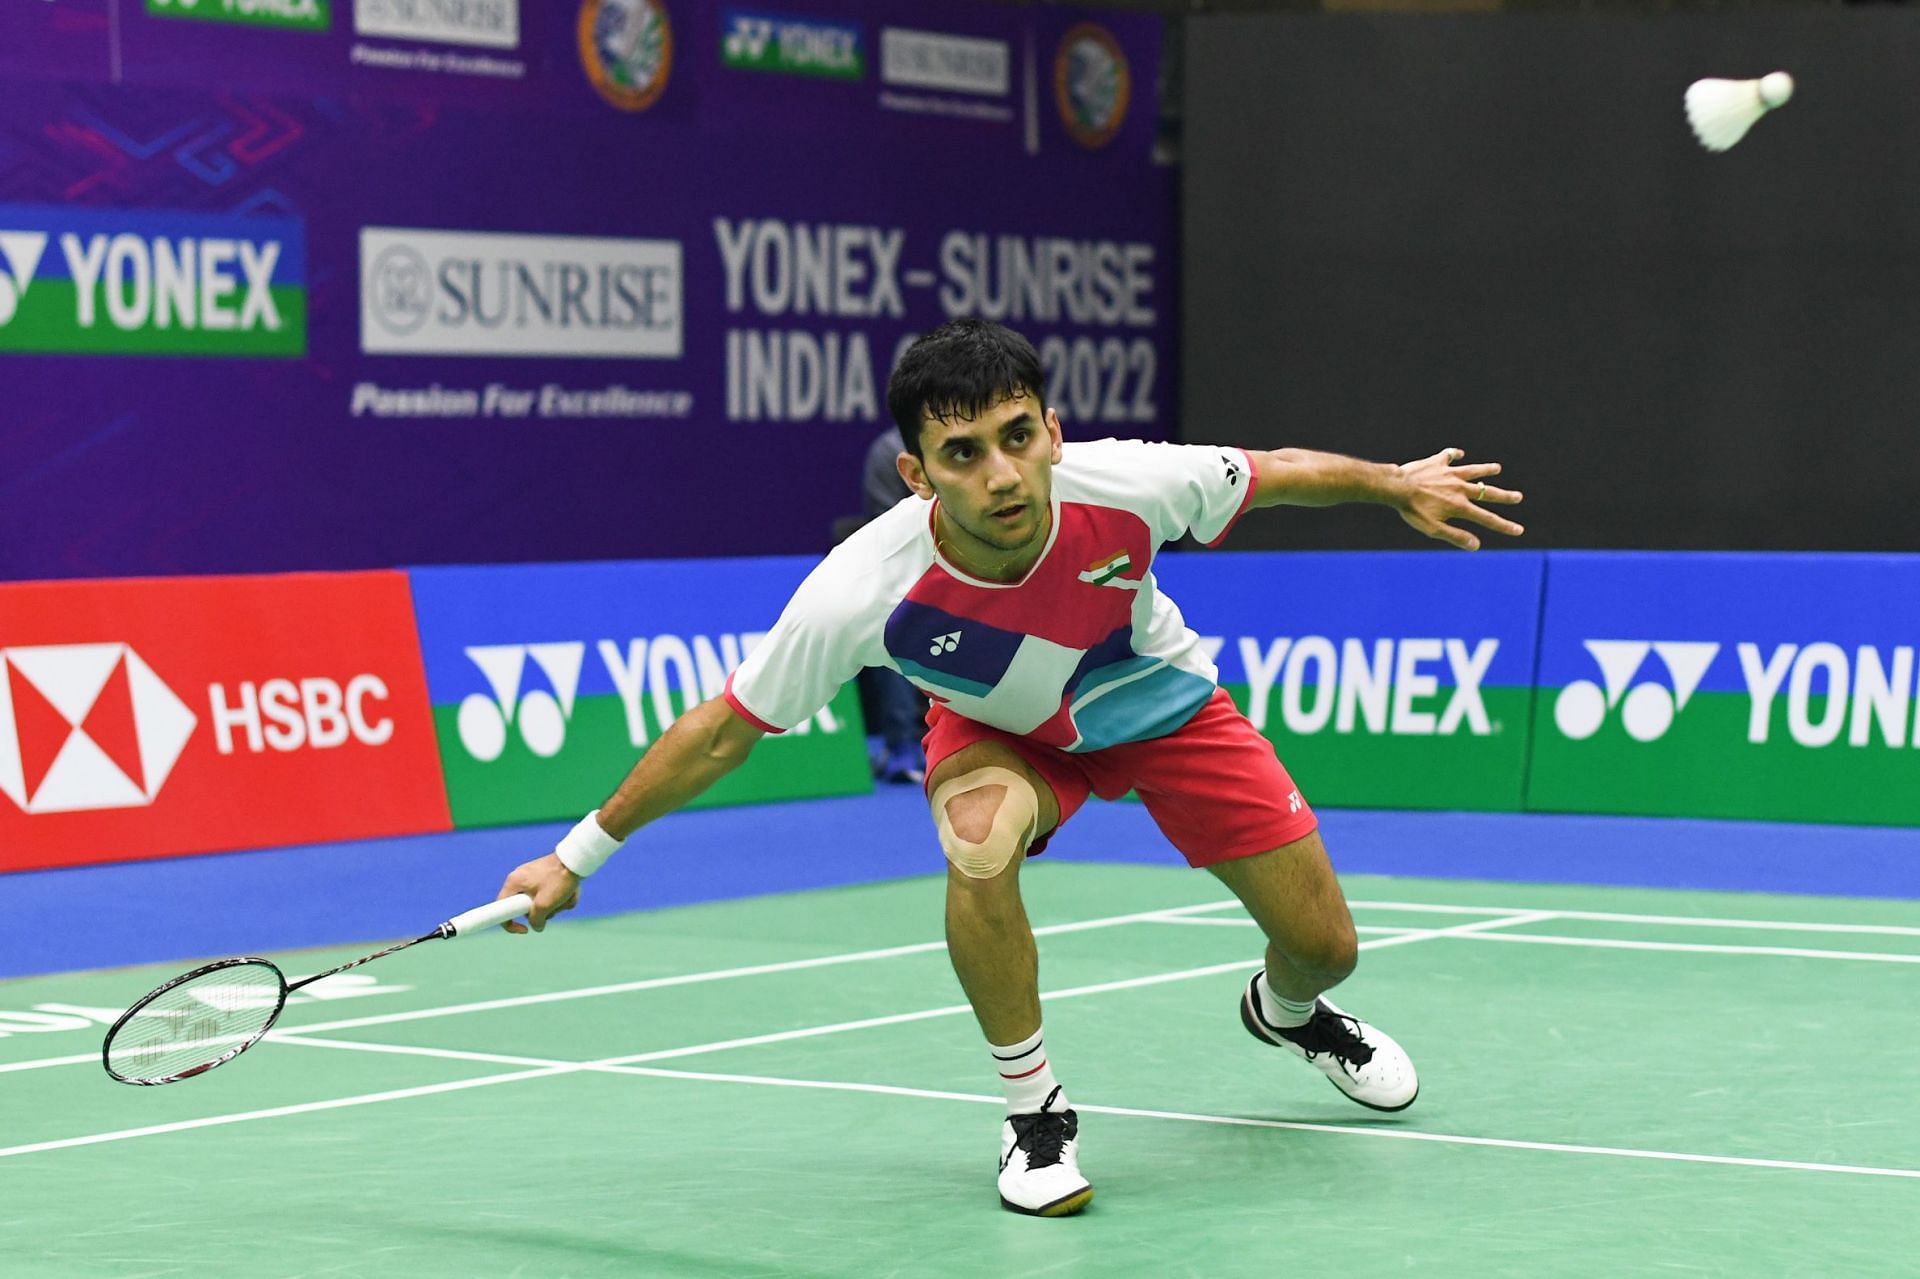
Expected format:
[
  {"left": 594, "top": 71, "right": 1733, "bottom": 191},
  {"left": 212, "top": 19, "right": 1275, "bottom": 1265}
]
[{"left": 0, "top": 572, "right": 451, "bottom": 871}]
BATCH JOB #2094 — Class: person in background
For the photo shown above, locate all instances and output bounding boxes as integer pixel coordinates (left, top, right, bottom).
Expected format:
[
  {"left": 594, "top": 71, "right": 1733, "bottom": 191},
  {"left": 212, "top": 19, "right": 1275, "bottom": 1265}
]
[{"left": 859, "top": 424, "right": 930, "bottom": 784}]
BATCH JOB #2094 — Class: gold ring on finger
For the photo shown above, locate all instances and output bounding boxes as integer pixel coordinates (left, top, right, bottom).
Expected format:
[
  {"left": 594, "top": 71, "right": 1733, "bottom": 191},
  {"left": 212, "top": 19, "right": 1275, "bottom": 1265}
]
[{"left": 1477, "top": 483, "right": 1487, "bottom": 501}]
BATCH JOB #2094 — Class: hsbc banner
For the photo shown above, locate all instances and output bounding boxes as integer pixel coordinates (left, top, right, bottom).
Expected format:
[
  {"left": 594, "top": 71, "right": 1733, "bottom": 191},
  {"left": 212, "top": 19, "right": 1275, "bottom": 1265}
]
[
  {"left": 407, "top": 557, "right": 871, "bottom": 829},
  {"left": 1531, "top": 553, "right": 1920, "bottom": 826},
  {"left": 1151, "top": 551, "right": 1546, "bottom": 812},
  {"left": 0, "top": 572, "right": 450, "bottom": 872}
]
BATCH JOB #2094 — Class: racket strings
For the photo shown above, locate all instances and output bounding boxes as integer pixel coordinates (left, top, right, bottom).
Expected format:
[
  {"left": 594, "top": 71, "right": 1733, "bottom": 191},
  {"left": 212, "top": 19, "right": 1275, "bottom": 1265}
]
[{"left": 105, "top": 961, "right": 286, "bottom": 1083}]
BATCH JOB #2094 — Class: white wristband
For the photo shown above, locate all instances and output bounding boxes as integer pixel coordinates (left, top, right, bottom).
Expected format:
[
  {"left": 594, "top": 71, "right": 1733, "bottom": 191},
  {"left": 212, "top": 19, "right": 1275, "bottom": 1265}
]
[{"left": 554, "top": 810, "right": 622, "bottom": 878}]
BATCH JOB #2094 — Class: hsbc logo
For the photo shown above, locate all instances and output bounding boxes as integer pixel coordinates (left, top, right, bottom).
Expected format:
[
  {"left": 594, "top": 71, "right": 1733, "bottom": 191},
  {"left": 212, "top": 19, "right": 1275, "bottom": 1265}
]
[
  {"left": 0, "top": 644, "right": 197, "bottom": 815},
  {"left": 1553, "top": 640, "right": 1719, "bottom": 743}
]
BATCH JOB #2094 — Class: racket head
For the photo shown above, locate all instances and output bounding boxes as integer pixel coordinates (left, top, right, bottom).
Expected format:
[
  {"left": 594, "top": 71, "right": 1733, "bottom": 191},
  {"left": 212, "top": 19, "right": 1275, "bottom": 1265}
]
[{"left": 103, "top": 957, "right": 291, "bottom": 1086}]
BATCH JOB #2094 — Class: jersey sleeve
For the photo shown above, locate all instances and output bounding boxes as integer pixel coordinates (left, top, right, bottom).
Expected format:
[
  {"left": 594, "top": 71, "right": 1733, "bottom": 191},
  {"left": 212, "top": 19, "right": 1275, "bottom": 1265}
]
[
  {"left": 1065, "top": 439, "right": 1258, "bottom": 548},
  {"left": 724, "top": 552, "right": 879, "bottom": 734}
]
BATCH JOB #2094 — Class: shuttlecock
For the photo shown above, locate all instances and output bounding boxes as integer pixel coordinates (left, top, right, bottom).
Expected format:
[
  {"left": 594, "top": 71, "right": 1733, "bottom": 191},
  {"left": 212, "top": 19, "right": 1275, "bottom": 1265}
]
[{"left": 1685, "top": 71, "right": 1794, "bottom": 152}]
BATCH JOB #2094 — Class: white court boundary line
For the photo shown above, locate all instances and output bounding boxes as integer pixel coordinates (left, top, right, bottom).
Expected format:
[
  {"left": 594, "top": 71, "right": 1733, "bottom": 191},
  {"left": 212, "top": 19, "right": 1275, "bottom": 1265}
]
[
  {"left": 11, "top": 893, "right": 1920, "bottom": 1078},
  {"left": 17, "top": 1026, "right": 1915, "bottom": 1183},
  {"left": 1156, "top": 914, "right": 1920, "bottom": 964},
  {"left": 0, "top": 913, "right": 1547, "bottom": 1160},
  {"left": 0, "top": 898, "right": 1249, "bottom": 1077}
]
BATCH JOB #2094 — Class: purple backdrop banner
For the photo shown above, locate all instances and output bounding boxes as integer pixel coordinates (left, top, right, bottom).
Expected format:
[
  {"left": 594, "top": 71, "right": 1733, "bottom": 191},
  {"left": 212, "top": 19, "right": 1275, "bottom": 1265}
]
[{"left": 0, "top": 0, "right": 1174, "bottom": 580}]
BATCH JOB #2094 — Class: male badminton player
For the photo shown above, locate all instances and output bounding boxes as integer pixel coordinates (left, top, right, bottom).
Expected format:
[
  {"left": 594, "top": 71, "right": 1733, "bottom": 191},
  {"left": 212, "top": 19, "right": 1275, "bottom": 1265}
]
[{"left": 495, "top": 318, "right": 1525, "bottom": 1217}]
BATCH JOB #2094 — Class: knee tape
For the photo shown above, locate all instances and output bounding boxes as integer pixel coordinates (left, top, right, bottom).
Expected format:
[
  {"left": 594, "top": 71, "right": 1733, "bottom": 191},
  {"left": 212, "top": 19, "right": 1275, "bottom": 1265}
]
[{"left": 930, "top": 767, "right": 1039, "bottom": 879}]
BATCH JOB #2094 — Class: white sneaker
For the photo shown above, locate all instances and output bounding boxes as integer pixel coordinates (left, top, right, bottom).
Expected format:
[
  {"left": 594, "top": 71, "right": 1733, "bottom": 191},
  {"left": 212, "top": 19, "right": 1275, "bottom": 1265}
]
[
  {"left": 1240, "top": 974, "right": 1419, "bottom": 1112},
  {"left": 998, "top": 1089, "right": 1094, "bottom": 1217}
]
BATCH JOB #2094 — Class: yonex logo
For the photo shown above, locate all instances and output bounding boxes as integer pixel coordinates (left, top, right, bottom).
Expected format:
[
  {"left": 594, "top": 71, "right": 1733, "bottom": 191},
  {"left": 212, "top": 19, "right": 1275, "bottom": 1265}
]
[
  {"left": 1553, "top": 640, "right": 1720, "bottom": 743},
  {"left": 0, "top": 231, "right": 47, "bottom": 327},
  {"left": 456, "top": 643, "right": 585, "bottom": 761},
  {"left": 1287, "top": 790, "right": 1302, "bottom": 814},
  {"left": 929, "top": 631, "right": 961, "bottom": 656},
  {"left": 1220, "top": 451, "right": 1242, "bottom": 488},
  {"left": 0, "top": 644, "right": 197, "bottom": 814}
]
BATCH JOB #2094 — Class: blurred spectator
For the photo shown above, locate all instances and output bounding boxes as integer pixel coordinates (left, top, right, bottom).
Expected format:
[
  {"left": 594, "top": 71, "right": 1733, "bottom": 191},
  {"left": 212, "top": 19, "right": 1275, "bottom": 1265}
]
[{"left": 860, "top": 426, "right": 928, "bottom": 784}]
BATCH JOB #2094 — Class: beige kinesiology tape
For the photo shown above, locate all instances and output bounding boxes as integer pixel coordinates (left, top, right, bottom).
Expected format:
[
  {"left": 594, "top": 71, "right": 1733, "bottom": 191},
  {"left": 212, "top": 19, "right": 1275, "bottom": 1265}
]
[{"left": 929, "top": 766, "right": 1039, "bottom": 879}]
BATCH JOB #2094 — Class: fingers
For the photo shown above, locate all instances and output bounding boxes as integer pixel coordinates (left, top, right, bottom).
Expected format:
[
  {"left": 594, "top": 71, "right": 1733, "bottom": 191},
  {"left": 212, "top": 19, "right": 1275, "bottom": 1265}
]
[
  {"left": 1428, "top": 521, "right": 1480, "bottom": 551},
  {"left": 529, "top": 882, "right": 578, "bottom": 934},
  {"left": 1463, "top": 502, "right": 1525, "bottom": 538}
]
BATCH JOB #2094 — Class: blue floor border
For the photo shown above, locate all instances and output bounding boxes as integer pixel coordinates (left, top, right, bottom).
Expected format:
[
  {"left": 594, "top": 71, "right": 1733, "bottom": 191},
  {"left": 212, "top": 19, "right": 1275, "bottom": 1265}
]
[{"left": 7, "top": 789, "right": 1919, "bottom": 980}]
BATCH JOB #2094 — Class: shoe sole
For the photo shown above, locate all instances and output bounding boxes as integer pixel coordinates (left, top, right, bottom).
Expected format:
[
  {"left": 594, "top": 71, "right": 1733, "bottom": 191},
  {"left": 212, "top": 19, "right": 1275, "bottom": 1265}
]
[
  {"left": 1240, "top": 988, "right": 1419, "bottom": 1114},
  {"left": 1001, "top": 1185, "right": 1095, "bottom": 1217}
]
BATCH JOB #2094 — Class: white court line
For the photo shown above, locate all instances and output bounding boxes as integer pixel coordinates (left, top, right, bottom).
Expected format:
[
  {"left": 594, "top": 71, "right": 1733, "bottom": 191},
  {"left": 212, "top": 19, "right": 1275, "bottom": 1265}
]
[
  {"left": 0, "top": 1065, "right": 575, "bottom": 1160},
  {"left": 1461, "top": 932, "right": 1920, "bottom": 964},
  {"left": 1154, "top": 916, "right": 1920, "bottom": 964},
  {"left": 0, "top": 897, "right": 1249, "bottom": 1077},
  {"left": 1161, "top": 919, "right": 1419, "bottom": 935},
  {"left": 0, "top": 916, "right": 1525, "bottom": 1159},
  {"left": 0, "top": 1052, "right": 97, "bottom": 1076},
  {"left": 1349, "top": 900, "right": 1920, "bottom": 937},
  {"left": 202, "top": 1034, "right": 1920, "bottom": 1183}
]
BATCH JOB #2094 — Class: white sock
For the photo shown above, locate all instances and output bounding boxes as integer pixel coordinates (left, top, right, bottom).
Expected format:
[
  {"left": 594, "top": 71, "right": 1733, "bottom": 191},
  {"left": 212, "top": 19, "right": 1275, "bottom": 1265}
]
[
  {"left": 1256, "top": 971, "right": 1318, "bottom": 1029},
  {"left": 989, "top": 1027, "right": 1068, "bottom": 1114}
]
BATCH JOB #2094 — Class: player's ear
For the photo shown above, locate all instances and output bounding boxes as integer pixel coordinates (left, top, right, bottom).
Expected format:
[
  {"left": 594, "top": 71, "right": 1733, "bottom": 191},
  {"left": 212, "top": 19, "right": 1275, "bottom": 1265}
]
[
  {"left": 1045, "top": 407, "right": 1064, "bottom": 463},
  {"left": 898, "top": 447, "right": 934, "bottom": 500}
]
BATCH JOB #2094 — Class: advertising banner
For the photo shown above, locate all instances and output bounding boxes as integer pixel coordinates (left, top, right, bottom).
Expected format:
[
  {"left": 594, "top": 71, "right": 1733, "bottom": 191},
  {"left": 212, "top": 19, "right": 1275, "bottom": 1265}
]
[
  {"left": 1, "top": 1, "right": 1173, "bottom": 583},
  {"left": 407, "top": 557, "right": 870, "bottom": 828},
  {"left": 1152, "top": 551, "right": 1545, "bottom": 811},
  {"left": 0, "top": 572, "right": 451, "bottom": 872},
  {"left": 1529, "top": 553, "right": 1920, "bottom": 826}
]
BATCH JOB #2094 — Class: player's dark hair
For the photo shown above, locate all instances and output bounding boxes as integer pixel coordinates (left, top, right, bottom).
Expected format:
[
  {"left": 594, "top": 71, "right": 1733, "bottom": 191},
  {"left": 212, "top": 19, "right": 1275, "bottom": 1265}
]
[{"left": 887, "top": 319, "right": 1047, "bottom": 458}]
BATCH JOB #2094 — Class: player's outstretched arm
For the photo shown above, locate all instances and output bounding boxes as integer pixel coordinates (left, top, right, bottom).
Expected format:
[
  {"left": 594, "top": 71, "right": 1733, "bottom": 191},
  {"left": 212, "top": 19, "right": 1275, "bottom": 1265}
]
[
  {"left": 495, "top": 696, "right": 766, "bottom": 933},
  {"left": 1247, "top": 445, "right": 1524, "bottom": 551}
]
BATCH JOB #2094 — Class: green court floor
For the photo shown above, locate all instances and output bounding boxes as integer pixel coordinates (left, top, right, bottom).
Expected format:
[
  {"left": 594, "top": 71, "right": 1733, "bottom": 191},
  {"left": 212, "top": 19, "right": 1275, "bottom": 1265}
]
[{"left": 4, "top": 863, "right": 1917, "bottom": 1277}]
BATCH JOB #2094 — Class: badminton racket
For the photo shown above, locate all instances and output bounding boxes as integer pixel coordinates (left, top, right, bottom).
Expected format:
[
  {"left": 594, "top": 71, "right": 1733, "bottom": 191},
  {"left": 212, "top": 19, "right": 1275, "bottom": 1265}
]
[{"left": 102, "top": 893, "right": 533, "bottom": 1086}]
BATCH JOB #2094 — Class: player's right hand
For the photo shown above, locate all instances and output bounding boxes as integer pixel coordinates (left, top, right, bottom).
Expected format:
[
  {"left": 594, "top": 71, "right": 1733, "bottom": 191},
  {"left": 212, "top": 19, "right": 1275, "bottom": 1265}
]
[{"left": 496, "top": 853, "right": 581, "bottom": 934}]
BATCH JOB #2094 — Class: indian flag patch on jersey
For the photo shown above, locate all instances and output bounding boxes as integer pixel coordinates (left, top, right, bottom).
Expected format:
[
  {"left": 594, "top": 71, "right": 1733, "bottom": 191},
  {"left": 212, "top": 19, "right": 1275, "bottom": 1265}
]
[{"left": 1078, "top": 549, "right": 1133, "bottom": 587}]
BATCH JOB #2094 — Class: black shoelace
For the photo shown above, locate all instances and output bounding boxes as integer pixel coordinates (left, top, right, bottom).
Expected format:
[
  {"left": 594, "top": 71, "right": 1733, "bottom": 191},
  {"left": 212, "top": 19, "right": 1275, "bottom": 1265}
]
[
  {"left": 1009, "top": 1087, "right": 1074, "bottom": 1170},
  {"left": 1282, "top": 1006, "right": 1376, "bottom": 1073}
]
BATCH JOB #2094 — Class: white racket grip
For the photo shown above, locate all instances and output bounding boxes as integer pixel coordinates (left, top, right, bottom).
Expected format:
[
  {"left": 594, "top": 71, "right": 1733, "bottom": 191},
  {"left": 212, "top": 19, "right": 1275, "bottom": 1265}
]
[{"left": 445, "top": 894, "right": 535, "bottom": 936}]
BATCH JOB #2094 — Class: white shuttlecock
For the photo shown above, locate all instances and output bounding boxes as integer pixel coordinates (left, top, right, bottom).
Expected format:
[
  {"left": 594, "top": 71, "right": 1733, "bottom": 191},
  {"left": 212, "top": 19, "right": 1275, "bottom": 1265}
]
[{"left": 1685, "top": 71, "right": 1794, "bottom": 152}]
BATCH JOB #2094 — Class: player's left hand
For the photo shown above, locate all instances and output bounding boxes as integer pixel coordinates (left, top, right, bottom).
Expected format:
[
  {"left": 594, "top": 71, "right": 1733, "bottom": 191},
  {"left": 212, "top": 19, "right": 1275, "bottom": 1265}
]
[{"left": 1394, "top": 447, "right": 1524, "bottom": 550}]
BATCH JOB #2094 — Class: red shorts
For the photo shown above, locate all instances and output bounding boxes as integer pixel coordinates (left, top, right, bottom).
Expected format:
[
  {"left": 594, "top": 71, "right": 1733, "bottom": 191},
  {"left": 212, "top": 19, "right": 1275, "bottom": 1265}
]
[{"left": 922, "top": 687, "right": 1318, "bottom": 868}]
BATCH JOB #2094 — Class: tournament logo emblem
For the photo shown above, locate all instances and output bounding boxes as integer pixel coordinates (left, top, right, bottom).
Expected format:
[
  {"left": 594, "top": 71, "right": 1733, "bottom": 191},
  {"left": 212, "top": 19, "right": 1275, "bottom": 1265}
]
[
  {"left": 579, "top": 0, "right": 675, "bottom": 112},
  {"left": 0, "top": 644, "right": 197, "bottom": 815},
  {"left": 1053, "top": 23, "right": 1130, "bottom": 149}
]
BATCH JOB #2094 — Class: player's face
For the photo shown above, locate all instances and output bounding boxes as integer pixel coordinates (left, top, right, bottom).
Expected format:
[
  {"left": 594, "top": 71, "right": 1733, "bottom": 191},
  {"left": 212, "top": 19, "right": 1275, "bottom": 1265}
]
[{"left": 901, "top": 393, "right": 1064, "bottom": 570}]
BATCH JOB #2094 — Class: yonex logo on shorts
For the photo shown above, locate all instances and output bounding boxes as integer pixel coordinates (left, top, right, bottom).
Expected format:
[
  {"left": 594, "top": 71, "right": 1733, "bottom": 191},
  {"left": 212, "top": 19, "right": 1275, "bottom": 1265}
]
[
  {"left": 1553, "top": 640, "right": 1719, "bottom": 744},
  {"left": 0, "top": 644, "right": 197, "bottom": 814}
]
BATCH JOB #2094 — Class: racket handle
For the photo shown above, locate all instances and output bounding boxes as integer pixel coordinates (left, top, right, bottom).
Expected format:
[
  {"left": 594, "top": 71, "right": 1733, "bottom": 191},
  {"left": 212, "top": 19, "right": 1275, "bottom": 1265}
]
[{"left": 444, "top": 894, "right": 535, "bottom": 936}]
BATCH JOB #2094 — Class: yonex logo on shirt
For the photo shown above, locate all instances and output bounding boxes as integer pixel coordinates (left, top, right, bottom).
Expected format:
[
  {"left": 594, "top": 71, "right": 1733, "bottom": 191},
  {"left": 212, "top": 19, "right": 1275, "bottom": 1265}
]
[{"left": 929, "top": 631, "right": 962, "bottom": 656}]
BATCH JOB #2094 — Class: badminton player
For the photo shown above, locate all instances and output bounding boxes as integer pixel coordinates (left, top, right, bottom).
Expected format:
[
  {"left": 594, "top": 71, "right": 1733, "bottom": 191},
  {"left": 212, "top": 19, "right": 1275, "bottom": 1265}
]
[{"left": 494, "top": 318, "right": 1525, "bottom": 1217}]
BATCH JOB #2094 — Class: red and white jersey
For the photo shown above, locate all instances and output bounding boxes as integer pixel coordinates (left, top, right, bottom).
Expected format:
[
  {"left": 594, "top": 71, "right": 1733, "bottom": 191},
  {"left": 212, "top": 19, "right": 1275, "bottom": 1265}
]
[{"left": 725, "top": 439, "right": 1257, "bottom": 753}]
